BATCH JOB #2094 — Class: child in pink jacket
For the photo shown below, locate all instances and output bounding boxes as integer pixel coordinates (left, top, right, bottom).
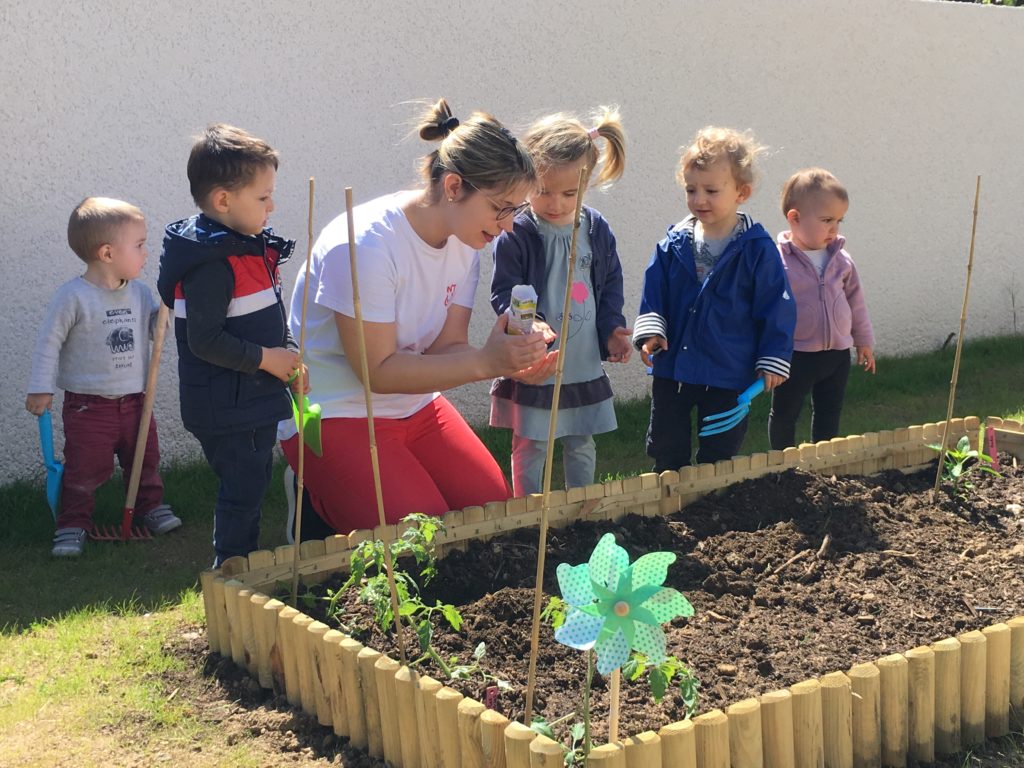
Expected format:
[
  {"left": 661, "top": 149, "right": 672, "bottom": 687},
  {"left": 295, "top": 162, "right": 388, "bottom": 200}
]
[{"left": 768, "top": 168, "right": 875, "bottom": 450}]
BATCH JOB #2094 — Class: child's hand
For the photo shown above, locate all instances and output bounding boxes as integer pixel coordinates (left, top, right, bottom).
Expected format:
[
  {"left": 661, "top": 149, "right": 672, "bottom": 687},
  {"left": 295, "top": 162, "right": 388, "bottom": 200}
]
[
  {"left": 260, "top": 346, "right": 302, "bottom": 383},
  {"left": 25, "top": 393, "right": 53, "bottom": 416},
  {"left": 289, "top": 364, "right": 311, "bottom": 394},
  {"left": 758, "top": 371, "right": 787, "bottom": 391},
  {"left": 605, "top": 327, "right": 633, "bottom": 364},
  {"left": 640, "top": 336, "right": 668, "bottom": 367},
  {"left": 857, "top": 346, "right": 876, "bottom": 374},
  {"left": 531, "top": 319, "right": 558, "bottom": 346}
]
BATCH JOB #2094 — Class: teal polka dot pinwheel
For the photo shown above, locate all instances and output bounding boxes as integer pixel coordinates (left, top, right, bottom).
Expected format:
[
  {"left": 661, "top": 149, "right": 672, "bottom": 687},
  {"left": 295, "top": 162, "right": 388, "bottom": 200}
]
[{"left": 553, "top": 533, "right": 694, "bottom": 675}]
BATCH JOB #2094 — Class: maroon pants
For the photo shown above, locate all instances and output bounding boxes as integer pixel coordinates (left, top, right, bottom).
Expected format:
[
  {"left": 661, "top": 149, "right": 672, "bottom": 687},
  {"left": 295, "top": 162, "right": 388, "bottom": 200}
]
[{"left": 58, "top": 391, "right": 163, "bottom": 529}]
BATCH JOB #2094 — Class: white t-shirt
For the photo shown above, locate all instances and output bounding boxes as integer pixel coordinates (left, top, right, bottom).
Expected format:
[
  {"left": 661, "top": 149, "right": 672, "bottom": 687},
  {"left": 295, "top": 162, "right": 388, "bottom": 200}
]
[
  {"left": 803, "top": 247, "right": 829, "bottom": 276},
  {"left": 279, "top": 192, "right": 480, "bottom": 436}
]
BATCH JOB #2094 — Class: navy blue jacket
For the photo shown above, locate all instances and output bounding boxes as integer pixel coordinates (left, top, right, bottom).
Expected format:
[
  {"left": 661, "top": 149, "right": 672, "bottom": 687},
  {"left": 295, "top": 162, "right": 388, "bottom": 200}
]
[
  {"left": 158, "top": 214, "right": 295, "bottom": 435},
  {"left": 490, "top": 206, "right": 627, "bottom": 361},
  {"left": 633, "top": 214, "right": 795, "bottom": 391}
]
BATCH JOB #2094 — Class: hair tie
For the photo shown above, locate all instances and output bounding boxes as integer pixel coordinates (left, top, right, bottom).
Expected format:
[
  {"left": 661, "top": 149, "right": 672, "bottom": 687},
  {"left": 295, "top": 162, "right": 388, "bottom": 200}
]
[
  {"left": 587, "top": 126, "right": 600, "bottom": 140},
  {"left": 438, "top": 115, "right": 460, "bottom": 136}
]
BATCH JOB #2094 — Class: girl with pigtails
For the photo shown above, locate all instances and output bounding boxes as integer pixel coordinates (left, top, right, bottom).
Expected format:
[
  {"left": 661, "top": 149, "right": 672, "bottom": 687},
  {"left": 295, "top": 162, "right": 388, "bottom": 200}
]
[{"left": 489, "top": 107, "right": 632, "bottom": 496}]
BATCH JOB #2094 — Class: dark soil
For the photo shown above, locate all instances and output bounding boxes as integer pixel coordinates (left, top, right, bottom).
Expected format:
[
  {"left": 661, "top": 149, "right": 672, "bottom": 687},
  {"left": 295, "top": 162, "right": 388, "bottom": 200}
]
[{"left": 179, "top": 459, "right": 1024, "bottom": 766}]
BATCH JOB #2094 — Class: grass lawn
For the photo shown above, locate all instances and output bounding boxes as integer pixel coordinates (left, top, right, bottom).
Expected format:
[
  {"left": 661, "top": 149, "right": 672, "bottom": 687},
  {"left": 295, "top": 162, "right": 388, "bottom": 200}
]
[{"left": 1, "top": 333, "right": 1023, "bottom": 764}]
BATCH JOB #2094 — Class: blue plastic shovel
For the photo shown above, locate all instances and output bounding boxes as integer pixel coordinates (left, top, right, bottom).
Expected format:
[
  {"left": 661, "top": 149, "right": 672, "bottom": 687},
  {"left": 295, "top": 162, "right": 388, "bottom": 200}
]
[
  {"left": 699, "top": 379, "right": 766, "bottom": 437},
  {"left": 37, "top": 410, "right": 63, "bottom": 520}
]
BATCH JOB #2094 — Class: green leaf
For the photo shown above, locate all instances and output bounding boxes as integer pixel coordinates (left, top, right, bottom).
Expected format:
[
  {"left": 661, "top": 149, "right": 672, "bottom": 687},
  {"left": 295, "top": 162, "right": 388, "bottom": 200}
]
[
  {"left": 399, "top": 599, "right": 420, "bottom": 617},
  {"left": 570, "top": 722, "right": 586, "bottom": 741},
  {"left": 416, "top": 619, "right": 432, "bottom": 653},
  {"left": 473, "top": 641, "right": 486, "bottom": 660},
  {"left": 441, "top": 603, "right": 463, "bottom": 631},
  {"left": 530, "top": 717, "right": 556, "bottom": 740},
  {"left": 649, "top": 667, "right": 668, "bottom": 703}
]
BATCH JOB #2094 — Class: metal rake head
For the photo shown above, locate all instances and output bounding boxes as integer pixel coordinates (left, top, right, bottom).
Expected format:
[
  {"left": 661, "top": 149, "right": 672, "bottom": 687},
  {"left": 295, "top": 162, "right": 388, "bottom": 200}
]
[{"left": 699, "top": 379, "right": 766, "bottom": 437}]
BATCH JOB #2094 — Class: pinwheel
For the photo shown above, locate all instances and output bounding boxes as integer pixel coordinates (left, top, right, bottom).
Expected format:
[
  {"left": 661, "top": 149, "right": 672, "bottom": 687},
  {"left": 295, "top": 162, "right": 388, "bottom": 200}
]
[{"left": 554, "top": 532, "right": 693, "bottom": 674}]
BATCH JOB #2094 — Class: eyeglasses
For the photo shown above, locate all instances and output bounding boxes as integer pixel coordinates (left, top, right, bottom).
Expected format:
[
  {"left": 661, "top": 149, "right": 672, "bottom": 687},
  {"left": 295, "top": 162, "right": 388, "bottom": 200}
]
[{"left": 461, "top": 178, "right": 530, "bottom": 221}]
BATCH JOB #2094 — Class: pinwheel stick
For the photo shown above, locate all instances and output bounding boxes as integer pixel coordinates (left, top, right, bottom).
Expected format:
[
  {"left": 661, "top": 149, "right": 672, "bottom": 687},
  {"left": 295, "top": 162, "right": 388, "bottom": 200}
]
[
  {"left": 934, "top": 175, "right": 981, "bottom": 496},
  {"left": 609, "top": 668, "right": 621, "bottom": 742},
  {"left": 291, "top": 177, "right": 315, "bottom": 608},
  {"left": 524, "top": 165, "right": 589, "bottom": 724},
  {"left": 346, "top": 187, "right": 407, "bottom": 664}
]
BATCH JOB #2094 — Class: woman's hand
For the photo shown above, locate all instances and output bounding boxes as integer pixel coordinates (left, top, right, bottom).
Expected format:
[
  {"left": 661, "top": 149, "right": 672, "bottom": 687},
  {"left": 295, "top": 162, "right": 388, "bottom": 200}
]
[
  {"left": 511, "top": 349, "right": 559, "bottom": 384},
  {"left": 482, "top": 313, "right": 550, "bottom": 377}
]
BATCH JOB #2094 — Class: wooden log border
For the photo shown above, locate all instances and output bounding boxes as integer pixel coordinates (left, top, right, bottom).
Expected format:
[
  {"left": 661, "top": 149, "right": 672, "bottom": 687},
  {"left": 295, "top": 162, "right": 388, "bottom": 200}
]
[{"left": 197, "top": 416, "right": 1024, "bottom": 768}]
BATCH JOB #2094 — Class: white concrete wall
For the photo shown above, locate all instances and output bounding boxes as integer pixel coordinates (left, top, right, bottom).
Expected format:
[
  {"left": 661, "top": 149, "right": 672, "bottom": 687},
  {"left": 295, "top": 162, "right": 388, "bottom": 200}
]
[{"left": 1, "top": 0, "right": 1021, "bottom": 483}]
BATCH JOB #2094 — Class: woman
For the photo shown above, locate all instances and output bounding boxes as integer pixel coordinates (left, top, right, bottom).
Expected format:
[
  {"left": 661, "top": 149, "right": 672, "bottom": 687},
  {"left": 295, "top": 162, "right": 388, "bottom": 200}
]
[{"left": 280, "top": 99, "right": 556, "bottom": 533}]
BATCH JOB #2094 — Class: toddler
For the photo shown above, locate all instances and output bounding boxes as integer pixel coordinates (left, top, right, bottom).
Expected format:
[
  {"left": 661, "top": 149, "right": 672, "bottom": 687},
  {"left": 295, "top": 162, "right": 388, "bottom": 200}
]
[
  {"left": 27, "top": 197, "right": 179, "bottom": 557},
  {"left": 634, "top": 127, "right": 795, "bottom": 471},
  {"left": 768, "top": 168, "right": 875, "bottom": 449},
  {"left": 490, "top": 108, "right": 631, "bottom": 495}
]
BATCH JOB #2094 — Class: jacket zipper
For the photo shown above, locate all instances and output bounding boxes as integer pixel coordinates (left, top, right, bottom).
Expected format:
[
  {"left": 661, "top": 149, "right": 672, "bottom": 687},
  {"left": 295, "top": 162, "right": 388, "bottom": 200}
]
[{"left": 818, "top": 265, "right": 830, "bottom": 351}]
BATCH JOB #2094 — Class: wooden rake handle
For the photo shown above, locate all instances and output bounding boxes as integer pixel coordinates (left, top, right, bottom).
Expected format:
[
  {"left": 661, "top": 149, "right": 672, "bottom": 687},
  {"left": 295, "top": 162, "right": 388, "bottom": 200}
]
[{"left": 125, "top": 302, "right": 170, "bottom": 513}]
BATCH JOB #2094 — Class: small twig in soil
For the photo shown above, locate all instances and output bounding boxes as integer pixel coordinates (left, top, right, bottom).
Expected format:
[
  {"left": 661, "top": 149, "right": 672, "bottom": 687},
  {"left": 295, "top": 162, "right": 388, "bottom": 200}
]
[
  {"left": 879, "top": 549, "right": 918, "bottom": 561},
  {"left": 705, "top": 610, "right": 733, "bottom": 624},
  {"left": 772, "top": 549, "right": 812, "bottom": 577},
  {"left": 960, "top": 596, "right": 978, "bottom": 618},
  {"left": 816, "top": 534, "right": 832, "bottom": 559}
]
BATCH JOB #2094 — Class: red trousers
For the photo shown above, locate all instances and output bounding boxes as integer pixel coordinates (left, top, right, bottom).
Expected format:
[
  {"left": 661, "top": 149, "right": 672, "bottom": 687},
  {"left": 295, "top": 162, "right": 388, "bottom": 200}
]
[
  {"left": 281, "top": 396, "right": 510, "bottom": 534},
  {"left": 59, "top": 391, "right": 163, "bottom": 529}
]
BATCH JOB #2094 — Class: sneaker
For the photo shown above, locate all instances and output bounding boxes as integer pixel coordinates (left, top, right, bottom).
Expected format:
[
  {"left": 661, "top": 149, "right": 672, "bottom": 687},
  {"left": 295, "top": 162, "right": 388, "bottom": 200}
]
[
  {"left": 52, "top": 527, "right": 87, "bottom": 557},
  {"left": 284, "top": 465, "right": 296, "bottom": 544},
  {"left": 140, "top": 504, "right": 182, "bottom": 535}
]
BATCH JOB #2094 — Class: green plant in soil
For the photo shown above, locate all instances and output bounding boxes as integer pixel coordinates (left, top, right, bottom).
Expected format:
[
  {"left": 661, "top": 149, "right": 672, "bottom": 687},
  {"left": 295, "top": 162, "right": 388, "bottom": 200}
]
[
  {"left": 621, "top": 652, "right": 700, "bottom": 714},
  {"left": 323, "top": 513, "right": 467, "bottom": 681},
  {"left": 530, "top": 716, "right": 587, "bottom": 767},
  {"left": 929, "top": 425, "right": 1001, "bottom": 500}
]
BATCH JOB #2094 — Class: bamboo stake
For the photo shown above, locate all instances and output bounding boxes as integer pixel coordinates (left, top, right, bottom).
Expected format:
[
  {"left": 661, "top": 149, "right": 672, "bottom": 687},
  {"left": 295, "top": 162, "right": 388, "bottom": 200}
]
[
  {"left": 524, "top": 165, "right": 588, "bottom": 724},
  {"left": 291, "top": 177, "right": 315, "bottom": 607},
  {"left": 934, "top": 175, "right": 981, "bottom": 495},
  {"left": 346, "top": 186, "right": 407, "bottom": 664}
]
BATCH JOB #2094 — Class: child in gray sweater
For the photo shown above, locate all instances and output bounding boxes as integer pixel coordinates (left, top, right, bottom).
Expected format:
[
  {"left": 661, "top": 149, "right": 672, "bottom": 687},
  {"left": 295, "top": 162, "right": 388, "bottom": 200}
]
[{"left": 26, "top": 197, "right": 180, "bottom": 557}]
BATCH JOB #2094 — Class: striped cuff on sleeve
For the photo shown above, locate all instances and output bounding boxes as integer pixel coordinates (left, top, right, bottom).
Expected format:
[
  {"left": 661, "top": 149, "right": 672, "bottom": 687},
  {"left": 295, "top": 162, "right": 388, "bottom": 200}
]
[
  {"left": 632, "top": 312, "right": 667, "bottom": 350},
  {"left": 756, "top": 356, "right": 791, "bottom": 378}
]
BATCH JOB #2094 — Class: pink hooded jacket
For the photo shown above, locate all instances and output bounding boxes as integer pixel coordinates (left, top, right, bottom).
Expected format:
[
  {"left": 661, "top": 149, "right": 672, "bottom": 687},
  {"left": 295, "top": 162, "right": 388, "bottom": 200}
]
[{"left": 778, "top": 232, "right": 875, "bottom": 353}]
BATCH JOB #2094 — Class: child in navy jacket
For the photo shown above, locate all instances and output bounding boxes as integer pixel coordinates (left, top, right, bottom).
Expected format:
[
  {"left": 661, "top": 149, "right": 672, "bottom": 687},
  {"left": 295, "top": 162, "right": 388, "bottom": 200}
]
[
  {"left": 158, "top": 124, "right": 303, "bottom": 566},
  {"left": 633, "top": 126, "right": 795, "bottom": 471}
]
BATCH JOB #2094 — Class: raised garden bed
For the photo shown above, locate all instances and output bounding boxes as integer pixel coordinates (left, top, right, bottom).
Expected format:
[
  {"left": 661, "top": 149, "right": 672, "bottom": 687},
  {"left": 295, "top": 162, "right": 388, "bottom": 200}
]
[{"left": 202, "top": 417, "right": 1024, "bottom": 768}]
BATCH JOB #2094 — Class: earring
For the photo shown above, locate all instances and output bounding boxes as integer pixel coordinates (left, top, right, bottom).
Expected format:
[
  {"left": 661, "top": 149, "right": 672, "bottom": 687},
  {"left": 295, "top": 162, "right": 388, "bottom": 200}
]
[{"left": 447, "top": 197, "right": 454, "bottom": 202}]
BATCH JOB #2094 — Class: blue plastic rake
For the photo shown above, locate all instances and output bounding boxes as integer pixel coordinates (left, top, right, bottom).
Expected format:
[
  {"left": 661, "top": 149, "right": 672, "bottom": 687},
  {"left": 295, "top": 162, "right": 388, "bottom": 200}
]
[
  {"left": 37, "top": 411, "right": 63, "bottom": 520},
  {"left": 699, "top": 379, "right": 765, "bottom": 437}
]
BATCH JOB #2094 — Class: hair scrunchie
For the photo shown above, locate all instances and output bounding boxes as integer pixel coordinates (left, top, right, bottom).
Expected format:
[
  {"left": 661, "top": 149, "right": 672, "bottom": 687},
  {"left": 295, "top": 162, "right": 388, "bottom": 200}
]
[{"left": 438, "top": 115, "right": 460, "bottom": 136}]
